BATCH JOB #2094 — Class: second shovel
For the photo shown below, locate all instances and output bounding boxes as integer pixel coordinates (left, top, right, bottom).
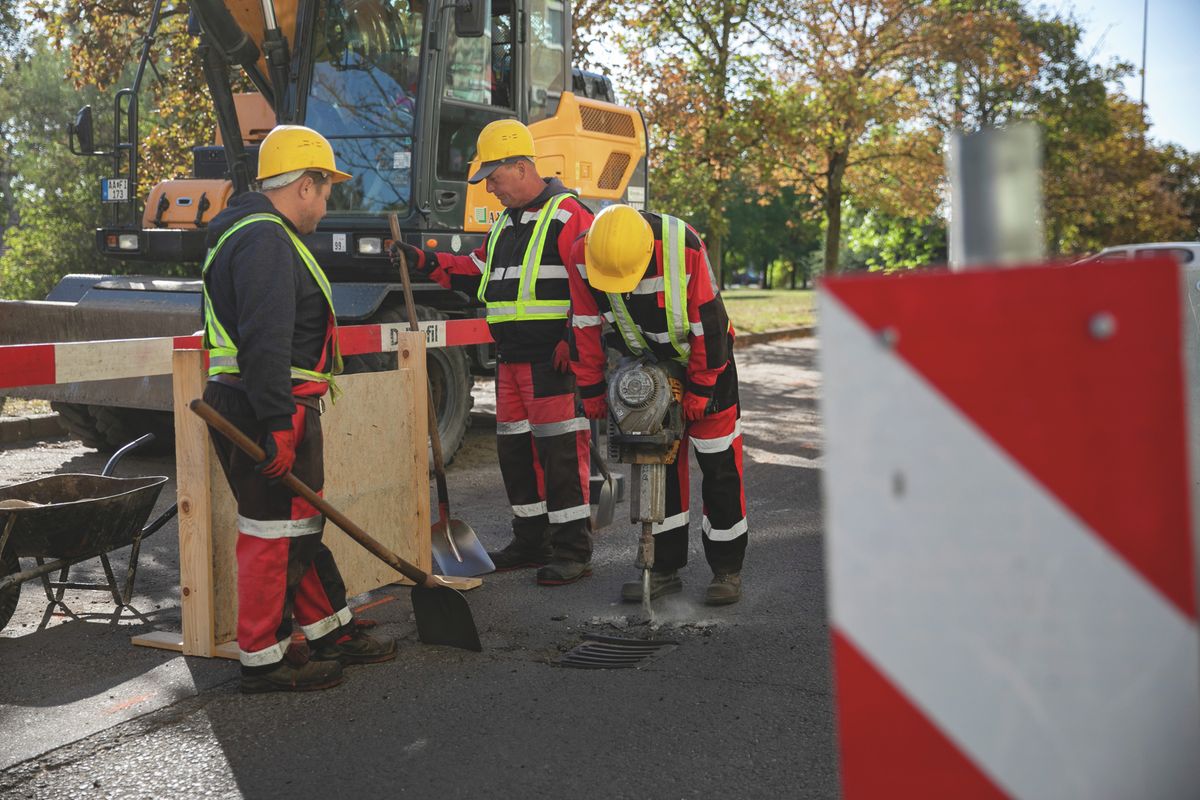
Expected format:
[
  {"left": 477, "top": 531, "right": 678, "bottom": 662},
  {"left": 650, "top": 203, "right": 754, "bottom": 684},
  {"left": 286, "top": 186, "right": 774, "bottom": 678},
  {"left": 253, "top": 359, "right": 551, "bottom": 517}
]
[{"left": 390, "top": 214, "right": 494, "bottom": 577}]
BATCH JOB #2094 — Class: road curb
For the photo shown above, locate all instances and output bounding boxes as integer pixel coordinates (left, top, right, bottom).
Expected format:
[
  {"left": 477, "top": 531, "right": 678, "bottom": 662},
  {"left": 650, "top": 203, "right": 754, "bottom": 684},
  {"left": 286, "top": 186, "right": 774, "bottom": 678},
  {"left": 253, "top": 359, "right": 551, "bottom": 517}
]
[
  {"left": 0, "top": 413, "right": 66, "bottom": 445},
  {"left": 735, "top": 325, "right": 815, "bottom": 348}
]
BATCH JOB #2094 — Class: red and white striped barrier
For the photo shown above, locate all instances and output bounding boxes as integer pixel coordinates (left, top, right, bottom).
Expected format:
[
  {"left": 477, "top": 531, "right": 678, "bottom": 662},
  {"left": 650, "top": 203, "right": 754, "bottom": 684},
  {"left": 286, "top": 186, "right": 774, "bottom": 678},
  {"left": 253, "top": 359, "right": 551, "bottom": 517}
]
[
  {"left": 820, "top": 258, "right": 1199, "bottom": 798},
  {"left": 0, "top": 318, "right": 492, "bottom": 390}
]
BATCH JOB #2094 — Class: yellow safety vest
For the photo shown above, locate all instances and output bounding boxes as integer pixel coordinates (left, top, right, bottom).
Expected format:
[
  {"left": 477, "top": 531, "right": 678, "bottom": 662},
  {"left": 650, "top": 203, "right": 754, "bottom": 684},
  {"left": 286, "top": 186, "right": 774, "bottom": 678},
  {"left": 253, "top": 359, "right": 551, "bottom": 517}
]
[
  {"left": 201, "top": 213, "right": 343, "bottom": 392},
  {"left": 477, "top": 194, "right": 572, "bottom": 324},
  {"left": 606, "top": 214, "right": 690, "bottom": 364}
]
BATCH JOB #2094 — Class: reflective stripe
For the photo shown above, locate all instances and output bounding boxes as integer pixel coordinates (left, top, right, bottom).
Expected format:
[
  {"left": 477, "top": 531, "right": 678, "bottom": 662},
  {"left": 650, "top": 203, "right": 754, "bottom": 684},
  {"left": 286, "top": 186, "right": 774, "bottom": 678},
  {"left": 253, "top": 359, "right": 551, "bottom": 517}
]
[
  {"left": 201, "top": 213, "right": 343, "bottom": 391},
  {"left": 469, "top": 251, "right": 487, "bottom": 271},
  {"left": 691, "top": 419, "right": 742, "bottom": 453},
  {"left": 690, "top": 322, "right": 705, "bottom": 336},
  {"left": 537, "top": 264, "right": 568, "bottom": 280},
  {"left": 300, "top": 606, "right": 352, "bottom": 641},
  {"left": 548, "top": 504, "right": 591, "bottom": 523},
  {"left": 531, "top": 417, "right": 589, "bottom": 437},
  {"left": 478, "top": 194, "right": 571, "bottom": 323},
  {"left": 513, "top": 501, "right": 548, "bottom": 517},
  {"left": 489, "top": 265, "right": 522, "bottom": 282},
  {"left": 238, "top": 513, "right": 324, "bottom": 539},
  {"left": 240, "top": 636, "right": 289, "bottom": 667},
  {"left": 497, "top": 419, "right": 532, "bottom": 435},
  {"left": 632, "top": 277, "right": 665, "bottom": 295},
  {"left": 702, "top": 515, "right": 748, "bottom": 542},
  {"left": 602, "top": 311, "right": 615, "bottom": 323},
  {"left": 574, "top": 262, "right": 589, "bottom": 279},
  {"left": 554, "top": 208, "right": 573, "bottom": 225},
  {"left": 652, "top": 510, "right": 690, "bottom": 535},
  {"left": 572, "top": 314, "right": 603, "bottom": 328},
  {"left": 606, "top": 213, "right": 690, "bottom": 364}
]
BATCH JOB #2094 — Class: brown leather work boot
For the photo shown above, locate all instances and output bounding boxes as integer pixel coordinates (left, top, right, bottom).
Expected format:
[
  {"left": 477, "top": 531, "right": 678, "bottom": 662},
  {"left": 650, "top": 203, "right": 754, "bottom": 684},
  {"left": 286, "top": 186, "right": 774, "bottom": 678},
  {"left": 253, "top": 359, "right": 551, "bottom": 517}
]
[
  {"left": 240, "top": 657, "right": 344, "bottom": 694},
  {"left": 704, "top": 572, "right": 742, "bottom": 606},
  {"left": 312, "top": 626, "right": 397, "bottom": 666},
  {"left": 488, "top": 541, "right": 552, "bottom": 572}
]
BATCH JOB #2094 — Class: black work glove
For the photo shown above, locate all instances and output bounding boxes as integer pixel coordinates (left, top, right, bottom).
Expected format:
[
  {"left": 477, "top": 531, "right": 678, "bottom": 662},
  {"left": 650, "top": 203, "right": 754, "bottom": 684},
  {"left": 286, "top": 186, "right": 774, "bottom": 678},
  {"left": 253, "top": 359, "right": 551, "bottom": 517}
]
[{"left": 389, "top": 240, "right": 437, "bottom": 276}]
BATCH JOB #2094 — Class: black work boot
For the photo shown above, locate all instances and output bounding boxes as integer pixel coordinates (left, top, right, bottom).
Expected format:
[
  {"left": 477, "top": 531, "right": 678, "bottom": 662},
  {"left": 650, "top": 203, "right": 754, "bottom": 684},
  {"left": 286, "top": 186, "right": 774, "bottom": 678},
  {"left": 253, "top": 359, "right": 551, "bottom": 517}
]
[
  {"left": 704, "top": 572, "right": 742, "bottom": 606},
  {"left": 488, "top": 540, "right": 552, "bottom": 572},
  {"left": 312, "top": 626, "right": 397, "bottom": 665},
  {"left": 240, "top": 655, "right": 344, "bottom": 694},
  {"left": 536, "top": 559, "right": 592, "bottom": 586},
  {"left": 620, "top": 569, "right": 683, "bottom": 603}
]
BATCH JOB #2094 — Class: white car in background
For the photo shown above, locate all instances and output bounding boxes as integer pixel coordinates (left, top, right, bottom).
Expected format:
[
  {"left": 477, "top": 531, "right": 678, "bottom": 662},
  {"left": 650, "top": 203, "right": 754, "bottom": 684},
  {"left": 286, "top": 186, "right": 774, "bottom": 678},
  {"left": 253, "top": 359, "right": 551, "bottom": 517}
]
[{"left": 1084, "top": 242, "right": 1200, "bottom": 265}]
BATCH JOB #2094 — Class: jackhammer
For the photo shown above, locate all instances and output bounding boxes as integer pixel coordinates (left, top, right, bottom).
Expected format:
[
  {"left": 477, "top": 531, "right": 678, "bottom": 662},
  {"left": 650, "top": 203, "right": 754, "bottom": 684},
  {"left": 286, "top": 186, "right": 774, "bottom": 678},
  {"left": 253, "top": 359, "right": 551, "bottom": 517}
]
[{"left": 607, "top": 356, "right": 686, "bottom": 622}]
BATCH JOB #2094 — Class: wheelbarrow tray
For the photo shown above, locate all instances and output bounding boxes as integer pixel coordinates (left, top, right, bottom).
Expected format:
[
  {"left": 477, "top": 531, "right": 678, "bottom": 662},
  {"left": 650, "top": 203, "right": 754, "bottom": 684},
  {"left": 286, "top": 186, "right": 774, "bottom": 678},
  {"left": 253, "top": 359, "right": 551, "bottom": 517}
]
[{"left": 0, "top": 474, "right": 168, "bottom": 560}]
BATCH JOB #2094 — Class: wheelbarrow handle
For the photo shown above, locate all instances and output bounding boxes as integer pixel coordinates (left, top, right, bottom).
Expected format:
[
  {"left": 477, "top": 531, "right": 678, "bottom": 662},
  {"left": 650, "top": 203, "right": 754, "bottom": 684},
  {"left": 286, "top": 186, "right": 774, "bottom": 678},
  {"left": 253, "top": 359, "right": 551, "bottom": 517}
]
[{"left": 189, "top": 399, "right": 437, "bottom": 589}]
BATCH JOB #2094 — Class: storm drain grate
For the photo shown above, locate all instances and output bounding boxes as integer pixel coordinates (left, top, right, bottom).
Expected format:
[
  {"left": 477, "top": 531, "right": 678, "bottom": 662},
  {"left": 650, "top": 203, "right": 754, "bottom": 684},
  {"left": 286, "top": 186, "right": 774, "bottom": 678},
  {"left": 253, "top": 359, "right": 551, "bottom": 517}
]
[{"left": 558, "top": 633, "right": 678, "bottom": 669}]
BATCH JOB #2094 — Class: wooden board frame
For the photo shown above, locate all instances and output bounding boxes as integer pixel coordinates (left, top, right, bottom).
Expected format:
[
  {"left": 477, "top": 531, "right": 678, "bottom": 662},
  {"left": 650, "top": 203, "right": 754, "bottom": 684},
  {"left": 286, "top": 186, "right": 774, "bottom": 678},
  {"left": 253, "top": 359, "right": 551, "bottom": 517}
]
[{"left": 137, "top": 334, "right": 433, "bottom": 657}]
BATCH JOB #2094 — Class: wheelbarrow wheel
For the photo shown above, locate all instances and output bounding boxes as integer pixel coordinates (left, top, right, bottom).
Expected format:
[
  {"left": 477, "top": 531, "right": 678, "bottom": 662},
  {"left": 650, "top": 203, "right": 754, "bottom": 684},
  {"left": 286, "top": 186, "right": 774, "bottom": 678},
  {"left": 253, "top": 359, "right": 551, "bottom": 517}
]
[{"left": 0, "top": 549, "right": 20, "bottom": 631}]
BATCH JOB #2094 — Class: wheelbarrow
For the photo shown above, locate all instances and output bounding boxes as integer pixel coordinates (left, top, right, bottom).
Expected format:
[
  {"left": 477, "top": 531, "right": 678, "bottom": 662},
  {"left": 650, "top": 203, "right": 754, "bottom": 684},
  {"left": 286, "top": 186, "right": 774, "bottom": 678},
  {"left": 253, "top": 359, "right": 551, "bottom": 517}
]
[{"left": 0, "top": 434, "right": 177, "bottom": 632}]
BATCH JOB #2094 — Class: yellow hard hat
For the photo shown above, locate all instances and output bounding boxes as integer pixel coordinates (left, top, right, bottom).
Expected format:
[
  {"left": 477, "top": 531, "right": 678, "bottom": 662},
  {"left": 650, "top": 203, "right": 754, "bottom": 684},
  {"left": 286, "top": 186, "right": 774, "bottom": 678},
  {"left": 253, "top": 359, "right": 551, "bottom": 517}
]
[
  {"left": 468, "top": 119, "right": 536, "bottom": 184},
  {"left": 584, "top": 204, "right": 654, "bottom": 293},
  {"left": 256, "top": 125, "right": 352, "bottom": 184}
]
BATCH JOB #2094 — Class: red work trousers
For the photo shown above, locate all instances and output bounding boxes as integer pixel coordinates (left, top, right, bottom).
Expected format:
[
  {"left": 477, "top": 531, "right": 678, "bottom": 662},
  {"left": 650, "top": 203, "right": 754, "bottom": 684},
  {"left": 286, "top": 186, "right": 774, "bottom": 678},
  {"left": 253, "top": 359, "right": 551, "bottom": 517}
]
[
  {"left": 203, "top": 382, "right": 352, "bottom": 672},
  {"left": 652, "top": 359, "right": 748, "bottom": 574},
  {"left": 494, "top": 359, "right": 592, "bottom": 563}
]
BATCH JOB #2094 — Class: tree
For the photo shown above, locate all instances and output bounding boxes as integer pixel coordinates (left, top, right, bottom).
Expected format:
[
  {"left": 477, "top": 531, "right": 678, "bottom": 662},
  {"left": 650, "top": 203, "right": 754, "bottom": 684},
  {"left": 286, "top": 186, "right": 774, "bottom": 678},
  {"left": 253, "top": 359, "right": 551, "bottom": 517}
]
[
  {"left": 751, "top": 0, "right": 944, "bottom": 276},
  {"left": 608, "top": 0, "right": 767, "bottom": 287}
]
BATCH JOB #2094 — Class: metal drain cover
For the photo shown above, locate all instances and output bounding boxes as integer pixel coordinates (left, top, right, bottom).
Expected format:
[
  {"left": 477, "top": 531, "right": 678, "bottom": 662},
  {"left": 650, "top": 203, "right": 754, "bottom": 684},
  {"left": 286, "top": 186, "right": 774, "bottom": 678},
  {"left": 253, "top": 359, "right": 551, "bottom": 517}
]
[{"left": 558, "top": 633, "right": 677, "bottom": 669}]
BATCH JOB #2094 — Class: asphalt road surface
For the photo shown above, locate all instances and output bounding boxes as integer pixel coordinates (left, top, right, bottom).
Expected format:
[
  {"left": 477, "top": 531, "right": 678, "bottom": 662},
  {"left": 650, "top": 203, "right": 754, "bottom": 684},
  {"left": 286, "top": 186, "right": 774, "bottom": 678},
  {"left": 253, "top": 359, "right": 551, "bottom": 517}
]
[{"left": 0, "top": 338, "right": 834, "bottom": 799}]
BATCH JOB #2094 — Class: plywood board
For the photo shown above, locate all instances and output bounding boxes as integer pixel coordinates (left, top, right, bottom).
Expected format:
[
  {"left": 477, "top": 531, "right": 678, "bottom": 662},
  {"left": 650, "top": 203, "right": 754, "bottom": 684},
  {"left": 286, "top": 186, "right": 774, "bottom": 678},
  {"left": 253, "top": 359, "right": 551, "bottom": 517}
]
[{"left": 168, "top": 333, "right": 430, "bottom": 655}]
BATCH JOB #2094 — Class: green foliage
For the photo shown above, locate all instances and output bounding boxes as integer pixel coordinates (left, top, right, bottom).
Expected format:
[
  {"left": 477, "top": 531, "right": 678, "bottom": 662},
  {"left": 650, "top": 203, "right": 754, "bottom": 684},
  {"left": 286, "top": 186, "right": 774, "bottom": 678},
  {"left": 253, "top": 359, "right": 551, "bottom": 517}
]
[{"left": 844, "top": 207, "right": 948, "bottom": 271}]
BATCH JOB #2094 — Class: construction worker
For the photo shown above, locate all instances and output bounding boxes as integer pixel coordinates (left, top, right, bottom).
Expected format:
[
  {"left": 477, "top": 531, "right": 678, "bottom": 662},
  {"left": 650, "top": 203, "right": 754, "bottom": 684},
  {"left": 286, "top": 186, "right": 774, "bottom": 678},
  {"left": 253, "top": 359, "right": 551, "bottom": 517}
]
[
  {"left": 567, "top": 204, "right": 747, "bottom": 605},
  {"left": 201, "top": 125, "right": 396, "bottom": 693},
  {"left": 391, "top": 119, "right": 594, "bottom": 585}
]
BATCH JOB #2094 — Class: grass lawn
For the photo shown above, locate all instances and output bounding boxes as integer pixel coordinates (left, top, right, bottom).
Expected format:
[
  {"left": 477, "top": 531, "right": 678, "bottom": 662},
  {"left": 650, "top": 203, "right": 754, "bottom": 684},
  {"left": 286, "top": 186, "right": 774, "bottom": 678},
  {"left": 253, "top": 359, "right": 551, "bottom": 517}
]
[{"left": 721, "top": 287, "right": 817, "bottom": 334}]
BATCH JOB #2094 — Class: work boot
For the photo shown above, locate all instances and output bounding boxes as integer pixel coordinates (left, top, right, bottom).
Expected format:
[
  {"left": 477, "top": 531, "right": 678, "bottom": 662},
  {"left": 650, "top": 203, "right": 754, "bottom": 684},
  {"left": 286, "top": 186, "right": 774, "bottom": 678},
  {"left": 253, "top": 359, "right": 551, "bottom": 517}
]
[
  {"left": 536, "top": 560, "right": 593, "bottom": 586},
  {"left": 312, "top": 626, "right": 397, "bottom": 666},
  {"left": 621, "top": 569, "right": 683, "bottom": 603},
  {"left": 488, "top": 541, "right": 552, "bottom": 572},
  {"left": 704, "top": 572, "right": 742, "bottom": 606},
  {"left": 240, "top": 657, "right": 344, "bottom": 694}
]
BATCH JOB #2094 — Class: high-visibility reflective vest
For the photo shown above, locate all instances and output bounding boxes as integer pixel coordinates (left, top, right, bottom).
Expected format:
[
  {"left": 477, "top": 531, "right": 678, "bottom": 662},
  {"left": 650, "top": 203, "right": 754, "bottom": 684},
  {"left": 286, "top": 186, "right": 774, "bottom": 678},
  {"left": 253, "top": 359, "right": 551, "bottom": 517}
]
[
  {"left": 201, "top": 213, "right": 343, "bottom": 391},
  {"left": 478, "top": 194, "right": 571, "bottom": 324},
  {"left": 606, "top": 214, "right": 690, "bottom": 364}
]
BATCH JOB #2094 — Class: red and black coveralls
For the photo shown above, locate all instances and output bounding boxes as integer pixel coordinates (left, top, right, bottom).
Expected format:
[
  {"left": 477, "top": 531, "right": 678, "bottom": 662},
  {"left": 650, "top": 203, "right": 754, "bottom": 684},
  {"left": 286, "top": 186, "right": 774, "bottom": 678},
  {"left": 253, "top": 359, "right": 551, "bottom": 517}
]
[
  {"left": 423, "top": 178, "right": 595, "bottom": 563},
  {"left": 200, "top": 192, "right": 353, "bottom": 673},
  {"left": 567, "top": 212, "right": 747, "bottom": 575}
]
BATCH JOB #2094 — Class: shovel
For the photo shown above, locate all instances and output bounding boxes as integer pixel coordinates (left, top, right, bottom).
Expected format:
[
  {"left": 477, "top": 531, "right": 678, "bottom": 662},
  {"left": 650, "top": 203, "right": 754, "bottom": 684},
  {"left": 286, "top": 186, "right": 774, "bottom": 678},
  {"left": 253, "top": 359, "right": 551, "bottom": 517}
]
[
  {"left": 190, "top": 399, "right": 482, "bottom": 652},
  {"left": 389, "top": 214, "right": 494, "bottom": 577},
  {"left": 589, "top": 439, "right": 616, "bottom": 530}
]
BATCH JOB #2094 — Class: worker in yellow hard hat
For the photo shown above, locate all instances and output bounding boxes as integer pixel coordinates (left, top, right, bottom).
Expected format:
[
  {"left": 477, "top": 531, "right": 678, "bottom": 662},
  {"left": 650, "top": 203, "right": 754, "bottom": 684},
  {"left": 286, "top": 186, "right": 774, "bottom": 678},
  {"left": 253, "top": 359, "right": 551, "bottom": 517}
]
[
  {"left": 201, "top": 125, "right": 395, "bottom": 693},
  {"left": 567, "top": 204, "right": 748, "bottom": 606},
  {"left": 392, "top": 118, "right": 597, "bottom": 586}
]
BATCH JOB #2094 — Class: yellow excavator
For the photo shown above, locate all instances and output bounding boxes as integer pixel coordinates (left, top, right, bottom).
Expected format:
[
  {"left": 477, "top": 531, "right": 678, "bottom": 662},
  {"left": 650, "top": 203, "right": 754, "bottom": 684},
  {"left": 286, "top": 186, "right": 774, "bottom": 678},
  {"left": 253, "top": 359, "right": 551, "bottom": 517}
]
[{"left": 2, "top": 0, "right": 646, "bottom": 460}]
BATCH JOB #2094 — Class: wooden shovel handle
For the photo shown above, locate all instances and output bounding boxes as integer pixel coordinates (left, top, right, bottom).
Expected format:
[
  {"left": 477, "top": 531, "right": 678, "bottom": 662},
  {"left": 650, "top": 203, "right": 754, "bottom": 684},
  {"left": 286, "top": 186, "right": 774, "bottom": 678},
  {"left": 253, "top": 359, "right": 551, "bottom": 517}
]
[{"left": 189, "top": 399, "right": 435, "bottom": 588}]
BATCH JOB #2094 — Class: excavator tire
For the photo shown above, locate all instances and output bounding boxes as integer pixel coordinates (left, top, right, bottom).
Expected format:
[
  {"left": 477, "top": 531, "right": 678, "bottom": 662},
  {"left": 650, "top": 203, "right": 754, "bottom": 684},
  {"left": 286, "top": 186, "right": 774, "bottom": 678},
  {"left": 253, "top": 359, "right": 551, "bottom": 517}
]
[
  {"left": 0, "top": 549, "right": 21, "bottom": 632},
  {"left": 51, "top": 402, "right": 175, "bottom": 456},
  {"left": 340, "top": 304, "right": 473, "bottom": 465}
]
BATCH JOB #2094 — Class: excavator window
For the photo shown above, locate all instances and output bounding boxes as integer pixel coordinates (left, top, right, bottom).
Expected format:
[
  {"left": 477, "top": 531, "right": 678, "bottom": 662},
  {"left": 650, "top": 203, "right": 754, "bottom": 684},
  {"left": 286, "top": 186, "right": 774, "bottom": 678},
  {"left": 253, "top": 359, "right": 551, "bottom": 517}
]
[
  {"left": 443, "top": 0, "right": 514, "bottom": 108},
  {"left": 305, "top": 0, "right": 425, "bottom": 215}
]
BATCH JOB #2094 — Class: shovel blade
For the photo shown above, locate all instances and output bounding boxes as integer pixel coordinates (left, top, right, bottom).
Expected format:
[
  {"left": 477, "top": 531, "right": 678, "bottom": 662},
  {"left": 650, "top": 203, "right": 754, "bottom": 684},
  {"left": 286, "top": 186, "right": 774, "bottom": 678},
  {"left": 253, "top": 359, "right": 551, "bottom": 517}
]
[
  {"left": 431, "top": 519, "right": 495, "bottom": 577},
  {"left": 591, "top": 477, "right": 615, "bottom": 530},
  {"left": 411, "top": 584, "right": 482, "bottom": 651}
]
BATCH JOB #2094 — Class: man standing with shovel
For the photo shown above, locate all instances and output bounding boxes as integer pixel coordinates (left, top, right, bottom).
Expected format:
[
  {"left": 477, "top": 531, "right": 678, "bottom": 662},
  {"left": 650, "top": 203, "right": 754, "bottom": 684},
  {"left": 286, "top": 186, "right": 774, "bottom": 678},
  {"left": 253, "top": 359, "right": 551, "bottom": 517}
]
[
  {"left": 202, "top": 125, "right": 395, "bottom": 692},
  {"left": 567, "top": 204, "right": 748, "bottom": 605},
  {"left": 391, "top": 119, "right": 595, "bottom": 586}
]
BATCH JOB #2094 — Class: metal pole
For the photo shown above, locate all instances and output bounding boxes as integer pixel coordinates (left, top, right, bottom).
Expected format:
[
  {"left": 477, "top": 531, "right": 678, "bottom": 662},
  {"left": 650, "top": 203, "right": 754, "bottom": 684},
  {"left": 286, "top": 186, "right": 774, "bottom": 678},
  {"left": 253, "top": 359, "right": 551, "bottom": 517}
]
[
  {"left": 946, "top": 124, "right": 1045, "bottom": 270},
  {"left": 1140, "top": 0, "right": 1150, "bottom": 121}
]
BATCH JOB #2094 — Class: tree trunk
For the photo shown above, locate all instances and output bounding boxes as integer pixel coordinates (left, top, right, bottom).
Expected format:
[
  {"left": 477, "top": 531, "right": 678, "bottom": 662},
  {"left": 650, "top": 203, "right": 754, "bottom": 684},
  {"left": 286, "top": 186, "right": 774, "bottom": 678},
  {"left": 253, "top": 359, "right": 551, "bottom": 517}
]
[
  {"left": 709, "top": 231, "right": 725, "bottom": 290},
  {"left": 823, "top": 149, "right": 849, "bottom": 275},
  {"left": 790, "top": 263, "right": 798, "bottom": 289}
]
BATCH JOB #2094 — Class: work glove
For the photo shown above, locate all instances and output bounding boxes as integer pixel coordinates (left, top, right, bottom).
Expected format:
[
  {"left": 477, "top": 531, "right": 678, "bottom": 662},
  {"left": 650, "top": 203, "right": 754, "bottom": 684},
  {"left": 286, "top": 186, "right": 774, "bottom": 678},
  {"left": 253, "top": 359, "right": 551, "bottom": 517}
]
[
  {"left": 682, "top": 391, "right": 711, "bottom": 422},
  {"left": 552, "top": 340, "right": 571, "bottom": 373},
  {"left": 256, "top": 429, "right": 296, "bottom": 479},
  {"left": 389, "top": 240, "right": 437, "bottom": 276},
  {"left": 581, "top": 395, "right": 608, "bottom": 421}
]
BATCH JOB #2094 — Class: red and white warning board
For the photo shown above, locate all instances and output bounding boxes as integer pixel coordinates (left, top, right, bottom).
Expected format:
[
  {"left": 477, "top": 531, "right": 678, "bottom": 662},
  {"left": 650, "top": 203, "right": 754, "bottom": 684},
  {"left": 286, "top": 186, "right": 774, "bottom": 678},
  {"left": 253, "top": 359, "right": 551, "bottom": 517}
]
[
  {"left": 820, "top": 258, "right": 1200, "bottom": 799},
  {"left": 0, "top": 318, "right": 492, "bottom": 391}
]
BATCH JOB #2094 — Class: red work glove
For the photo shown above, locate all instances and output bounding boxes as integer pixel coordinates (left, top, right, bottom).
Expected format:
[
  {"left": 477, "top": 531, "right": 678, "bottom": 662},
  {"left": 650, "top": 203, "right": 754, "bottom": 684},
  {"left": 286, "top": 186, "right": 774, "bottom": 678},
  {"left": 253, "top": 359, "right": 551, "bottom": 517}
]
[
  {"left": 682, "top": 391, "right": 711, "bottom": 422},
  {"left": 581, "top": 395, "right": 608, "bottom": 421},
  {"left": 552, "top": 340, "right": 571, "bottom": 373},
  {"left": 257, "top": 429, "right": 296, "bottom": 479}
]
